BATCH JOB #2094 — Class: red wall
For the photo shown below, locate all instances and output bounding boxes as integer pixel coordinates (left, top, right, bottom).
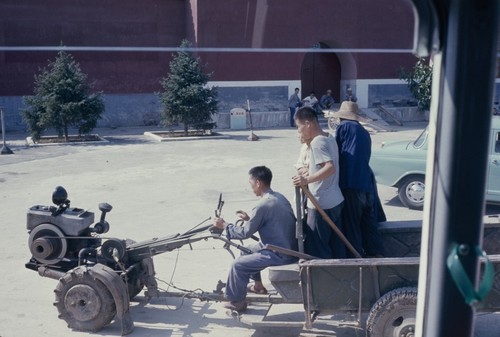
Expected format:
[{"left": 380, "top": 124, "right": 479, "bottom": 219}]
[
  {"left": 194, "top": 0, "right": 417, "bottom": 81},
  {"left": 0, "top": 0, "right": 187, "bottom": 95},
  {"left": 1, "top": 0, "right": 419, "bottom": 96}
]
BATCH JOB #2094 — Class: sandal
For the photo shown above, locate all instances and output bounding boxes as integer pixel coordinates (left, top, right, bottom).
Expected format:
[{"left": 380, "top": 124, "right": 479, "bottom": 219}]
[{"left": 247, "top": 284, "right": 268, "bottom": 295}]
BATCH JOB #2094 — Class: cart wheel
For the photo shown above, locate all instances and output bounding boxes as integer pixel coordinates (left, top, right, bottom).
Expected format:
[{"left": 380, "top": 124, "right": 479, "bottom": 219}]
[
  {"left": 328, "top": 117, "right": 340, "bottom": 131},
  {"left": 365, "top": 287, "right": 417, "bottom": 337},
  {"left": 54, "top": 266, "right": 116, "bottom": 332}
]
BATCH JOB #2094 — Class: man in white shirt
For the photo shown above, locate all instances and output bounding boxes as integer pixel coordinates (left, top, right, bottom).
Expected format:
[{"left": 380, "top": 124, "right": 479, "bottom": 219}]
[
  {"left": 302, "top": 92, "right": 318, "bottom": 110},
  {"left": 292, "top": 106, "right": 346, "bottom": 259}
]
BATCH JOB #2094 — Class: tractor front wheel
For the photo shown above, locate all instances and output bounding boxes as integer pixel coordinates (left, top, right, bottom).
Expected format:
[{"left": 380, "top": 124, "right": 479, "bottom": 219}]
[{"left": 54, "top": 266, "right": 116, "bottom": 332}]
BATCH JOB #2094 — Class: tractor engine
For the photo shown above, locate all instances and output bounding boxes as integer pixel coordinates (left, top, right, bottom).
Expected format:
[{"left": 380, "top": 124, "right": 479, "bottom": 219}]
[
  {"left": 27, "top": 205, "right": 98, "bottom": 267},
  {"left": 25, "top": 186, "right": 114, "bottom": 272},
  {"left": 24, "top": 186, "right": 158, "bottom": 334},
  {"left": 25, "top": 186, "right": 156, "bottom": 305}
]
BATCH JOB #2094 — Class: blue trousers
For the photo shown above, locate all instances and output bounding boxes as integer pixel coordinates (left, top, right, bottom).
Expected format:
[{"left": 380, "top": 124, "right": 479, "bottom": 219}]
[
  {"left": 225, "top": 244, "right": 295, "bottom": 302},
  {"left": 289, "top": 107, "right": 296, "bottom": 127}
]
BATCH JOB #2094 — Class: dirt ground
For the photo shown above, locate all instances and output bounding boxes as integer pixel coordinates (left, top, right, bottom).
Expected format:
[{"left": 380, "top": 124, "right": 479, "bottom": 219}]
[{"left": 1, "top": 125, "right": 498, "bottom": 337}]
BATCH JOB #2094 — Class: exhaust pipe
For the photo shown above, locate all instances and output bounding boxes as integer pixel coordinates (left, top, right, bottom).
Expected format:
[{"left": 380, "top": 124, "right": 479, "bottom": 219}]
[{"left": 38, "top": 266, "right": 65, "bottom": 280}]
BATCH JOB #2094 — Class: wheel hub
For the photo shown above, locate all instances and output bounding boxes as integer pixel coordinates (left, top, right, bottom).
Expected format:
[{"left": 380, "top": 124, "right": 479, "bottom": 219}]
[
  {"left": 393, "top": 317, "right": 415, "bottom": 337},
  {"left": 406, "top": 182, "right": 425, "bottom": 203},
  {"left": 64, "top": 284, "right": 102, "bottom": 321}
]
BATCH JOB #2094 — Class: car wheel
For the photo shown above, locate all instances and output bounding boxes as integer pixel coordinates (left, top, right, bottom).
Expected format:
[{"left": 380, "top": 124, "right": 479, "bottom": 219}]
[{"left": 398, "top": 175, "right": 425, "bottom": 210}]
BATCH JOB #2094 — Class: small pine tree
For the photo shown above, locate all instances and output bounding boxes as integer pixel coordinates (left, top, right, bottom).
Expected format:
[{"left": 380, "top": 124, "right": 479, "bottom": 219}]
[
  {"left": 400, "top": 58, "right": 433, "bottom": 111},
  {"left": 22, "top": 50, "right": 104, "bottom": 141},
  {"left": 158, "top": 40, "right": 218, "bottom": 136}
]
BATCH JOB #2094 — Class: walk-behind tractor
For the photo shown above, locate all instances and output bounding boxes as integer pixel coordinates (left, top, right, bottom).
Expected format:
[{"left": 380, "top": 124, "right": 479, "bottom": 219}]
[
  {"left": 25, "top": 187, "right": 500, "bottom": 336},
  {"left": 25, "top": 186, "right": 242, "bottom": 334}
]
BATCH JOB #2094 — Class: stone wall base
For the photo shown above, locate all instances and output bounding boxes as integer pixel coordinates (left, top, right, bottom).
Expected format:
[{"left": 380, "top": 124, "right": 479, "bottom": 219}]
[{"left": 213, "top": 111, "right": 290, "bottom": 130}]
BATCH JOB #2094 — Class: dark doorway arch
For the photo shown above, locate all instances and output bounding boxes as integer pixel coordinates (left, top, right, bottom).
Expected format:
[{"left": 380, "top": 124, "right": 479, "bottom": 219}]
[{"left": 301, "top": 46, "right": 341, "bottom": 104}]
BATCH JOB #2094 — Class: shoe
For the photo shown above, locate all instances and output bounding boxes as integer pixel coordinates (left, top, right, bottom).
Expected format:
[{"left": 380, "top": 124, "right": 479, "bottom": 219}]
[
  {"left": 223, "top": 300, "right": 248, "bottom": 312},
  {"left": 247, "top": 284, "right": 268, "bottom": 295}
]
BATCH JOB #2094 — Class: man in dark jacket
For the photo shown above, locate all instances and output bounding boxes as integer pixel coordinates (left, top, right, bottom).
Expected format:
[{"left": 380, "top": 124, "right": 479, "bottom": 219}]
[{"left": 331, "top": 101, "right": 386, "bottom": 257}]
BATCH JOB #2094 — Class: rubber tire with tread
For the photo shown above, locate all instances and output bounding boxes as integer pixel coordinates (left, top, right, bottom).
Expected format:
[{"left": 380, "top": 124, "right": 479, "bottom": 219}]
[
  {"left": 54, "top": 266, "right": 116, "bottom": 332},
  {"left": 365, "top": 287, "right": 417, "bottom": 337},
  {"left": 398, "top": 175, "right": 425, "bottom": 210},
  {"left": 125, "top": 239, "right": 145, "bottom": 300},
  {"left": 127, "top": 276, "right": 145, "bottom": 300}
]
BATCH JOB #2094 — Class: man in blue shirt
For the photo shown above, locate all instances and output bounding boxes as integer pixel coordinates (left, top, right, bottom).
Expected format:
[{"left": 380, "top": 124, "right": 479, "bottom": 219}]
[
  {"left": 332, "top": 101, "right": 385, "bottom": 257},
  {"left": 288, "top": 88, "right": 301, "bottom": 127},
  {"left": 320, "top": 89, "right": 335, "bottom": 111},
  {"left": 213, "top": 166, "right": 298, "bottom": 312}
]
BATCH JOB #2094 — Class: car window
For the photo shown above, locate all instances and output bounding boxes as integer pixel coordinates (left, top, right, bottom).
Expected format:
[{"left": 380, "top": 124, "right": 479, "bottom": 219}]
[
  {"left": 413, "top": 127, "right": 428, "bottom": 149},
  {"left": 495, "top": 132, "right": 500, "bottom": 153}
]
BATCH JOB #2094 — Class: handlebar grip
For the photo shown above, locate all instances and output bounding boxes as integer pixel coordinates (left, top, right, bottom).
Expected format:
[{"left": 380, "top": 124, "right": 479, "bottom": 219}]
[
  {"left": 98, "top": 202, "right": 113, "bottom": 222},
  {"left": 210, "top": 226, "right": 224, "bottom": 235}
]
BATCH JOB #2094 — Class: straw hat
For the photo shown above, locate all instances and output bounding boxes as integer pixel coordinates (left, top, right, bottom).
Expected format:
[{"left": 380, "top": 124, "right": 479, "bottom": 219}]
[{"left": 331, "top": 101, "right": 360, "bottom": 121}]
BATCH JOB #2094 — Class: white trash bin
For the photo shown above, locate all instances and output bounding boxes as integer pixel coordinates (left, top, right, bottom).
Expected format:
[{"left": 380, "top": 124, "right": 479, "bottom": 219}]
[{"left": 229, "top": 108, "right": 247, "bottom": 129}]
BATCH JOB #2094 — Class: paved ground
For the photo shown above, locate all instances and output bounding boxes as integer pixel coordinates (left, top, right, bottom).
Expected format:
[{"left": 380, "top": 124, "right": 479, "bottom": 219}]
[{"left": 1, "top": 123, "right": 498, "bottom": 337}]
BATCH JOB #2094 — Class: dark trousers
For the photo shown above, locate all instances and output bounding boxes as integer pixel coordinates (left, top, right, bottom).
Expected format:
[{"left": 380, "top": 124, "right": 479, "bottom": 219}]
[
  {"left": 304, "top": 202, "right": 346, "bottom": 259},
  {"left": 289, "top": 107, "right": 296, "bottom": 127},
  {"left": 341, "top": 189, "right": 384, "bottom": 257}
]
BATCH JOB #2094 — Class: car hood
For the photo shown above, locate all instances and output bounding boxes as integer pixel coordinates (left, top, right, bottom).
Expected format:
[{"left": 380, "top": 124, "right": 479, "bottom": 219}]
[{"left": 375, "top": 140, "right": 415, "bottom": 153}]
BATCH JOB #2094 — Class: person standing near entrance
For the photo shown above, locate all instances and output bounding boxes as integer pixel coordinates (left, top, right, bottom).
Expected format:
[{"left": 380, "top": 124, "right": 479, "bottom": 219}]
[{"left": 288, "top": 88, "right": 301, "bottom": 127}]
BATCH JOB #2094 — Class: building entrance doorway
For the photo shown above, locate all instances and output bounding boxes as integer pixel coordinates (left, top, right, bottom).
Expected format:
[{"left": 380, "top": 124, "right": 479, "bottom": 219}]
[{"left": 301, "top": 49, "right": 341, "bottom": 105}]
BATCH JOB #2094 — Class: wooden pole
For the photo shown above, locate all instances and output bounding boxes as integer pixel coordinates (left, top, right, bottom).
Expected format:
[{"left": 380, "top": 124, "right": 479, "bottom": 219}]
[
  {"left": 295, "top": 186, "right": 304, "bottom": 253},
  {"left": 301, "top": 185, "right": 362, "bottom": 258},
  {"left": 246, "top": 99, "right": 259, "bottom": 141},
  {"left": 0, "top": 107, "right": 13, "bottom": 155}
]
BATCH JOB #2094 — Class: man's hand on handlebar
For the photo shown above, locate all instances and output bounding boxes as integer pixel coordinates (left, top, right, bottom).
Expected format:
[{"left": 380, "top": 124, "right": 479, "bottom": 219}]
[
  {"left": 212, "top": 214, "right": 260, "bottom": 242},
  {"left": 213, "top": 211, "right": 249, "bottom": 229},
  {"left": 212, "top": 216, "right": 227, "bottom": 230}
]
